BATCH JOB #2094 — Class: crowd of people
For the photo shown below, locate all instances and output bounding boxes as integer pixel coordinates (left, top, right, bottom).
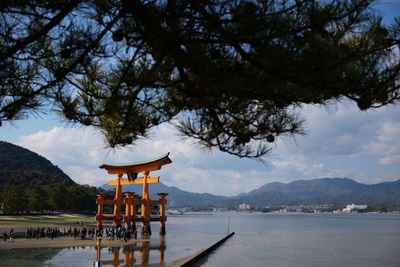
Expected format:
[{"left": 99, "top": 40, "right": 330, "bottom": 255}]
[
  {"left": 2, "top": 225, "right": 138, "bottom": 243},
  {"left": 104, "top": 226, "right": 138, "bottom": 242}
]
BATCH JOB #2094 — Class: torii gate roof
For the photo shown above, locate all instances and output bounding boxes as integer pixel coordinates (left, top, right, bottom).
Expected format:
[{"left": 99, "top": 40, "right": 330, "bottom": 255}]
[{"left": 99, "top": 153, "right": 172, "bottom": 174}]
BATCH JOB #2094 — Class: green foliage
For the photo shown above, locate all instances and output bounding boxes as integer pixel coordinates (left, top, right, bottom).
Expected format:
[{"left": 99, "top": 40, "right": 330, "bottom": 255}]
[
  {"left": 2, "top": 186, "right": 28, "bottom": 213},
  {"left": 0, "top": 0, "right": 399, "bottom": 157},
  {"left": 47, "top": 184, "right": 68, "bottom": 211},
  {"left": 0, "top": 141, "right": 73, "bottom": 189},
  {"left": 0, "top": 183, "right": 99, "bottom": 214},
  {"left": 28, "top": 186, "right": 49, "bottom": 211},
  {"left": 0, "top": 141, "right": 99, "bottom": 214}
]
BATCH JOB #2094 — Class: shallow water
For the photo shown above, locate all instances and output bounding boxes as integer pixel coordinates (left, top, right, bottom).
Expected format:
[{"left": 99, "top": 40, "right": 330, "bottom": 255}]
[
  {"left": 204, "top": 212, "right": 400, "bottom": 267},
  {"left": 0, "top": 213, "right": 399, "bottom": 267}
]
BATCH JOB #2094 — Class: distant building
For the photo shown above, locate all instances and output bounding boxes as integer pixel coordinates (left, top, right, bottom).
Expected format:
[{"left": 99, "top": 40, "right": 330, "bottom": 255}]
[
  {"left": 238, "top": 203, "right": 251, "bottom": 211},
  {"left": 343, "top": 204, "right": 368, "bottom": 212}
]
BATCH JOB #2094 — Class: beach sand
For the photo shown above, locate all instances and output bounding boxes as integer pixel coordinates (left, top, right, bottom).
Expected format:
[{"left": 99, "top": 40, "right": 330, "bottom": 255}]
[{"left": 0, "top": 214, "right": 123, "bottom": 249}]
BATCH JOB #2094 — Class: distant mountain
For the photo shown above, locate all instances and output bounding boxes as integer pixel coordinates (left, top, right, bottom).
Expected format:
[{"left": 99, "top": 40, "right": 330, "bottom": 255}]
[
  {"left": 244, "top": 178, "right": 367, "bottom": 196},
  {"left": 101, "top": 182, "right": 232, "bottom": 207},
  {"left": 102, "top": 177, "right": 400, "bottom": 208},
  {"left": 236, "top": 178, "right": 400, "bottom": 206}
]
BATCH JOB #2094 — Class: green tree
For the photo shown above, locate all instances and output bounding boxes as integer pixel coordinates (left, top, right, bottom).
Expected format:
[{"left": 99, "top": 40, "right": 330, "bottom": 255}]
[
  {"left": 67, "top": 186, "right": 97, "bottom": 213},
  {"left": 28, "top": 186, "right": 49, "bottom": 212},
  {"left": 0, "top": 0, "right": 399, "bottom": 157},
  {"left": 48, "top": 184, "right": 69, "bottom": 211},
  {"left": 2, "top": 186, "right": 28, "bottom": 214}
]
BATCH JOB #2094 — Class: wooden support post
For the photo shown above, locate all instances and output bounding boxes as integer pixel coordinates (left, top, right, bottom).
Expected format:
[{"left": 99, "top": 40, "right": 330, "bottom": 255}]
[
  {"left": 141, "top": 171, "right": 151, "bottom": 236},
  {"left": 124, "top": 245, "right": 136, "bottom": 265},
  {"left": 96, "top": 192, "right": 104, "bottom": 230},
  {"left": 112, "top": 247, "right": 120, "bottom": 266},
  {"left": 124, "top": 192, "right": 131, "bottom": 227},
  {"left": 95, "top": 243, "right": 101, "bottom": 263},
  {"left": 125, "top": 191, "right": 138, "bottom": 232},
  {"left": 141, "top": 241, "right": 150, "bottom": 265},
  {"left": 131, "top": 194, "right": 138, "bottom": 237},
  {"left": 157, "top": 193, "right": 168, "bottom": 235},
  {"left": 113, "top": 173, "right": 123, "bottom": 227},
  {"left": 101, "top": 247, "right": 124, "bottom": 266},
  {"left": 159, "top": 236, "right": 166, "bottom": 263}
]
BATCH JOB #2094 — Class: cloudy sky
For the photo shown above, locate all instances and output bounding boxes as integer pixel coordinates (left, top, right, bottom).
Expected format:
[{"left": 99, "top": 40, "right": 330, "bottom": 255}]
[
  {"left": 2, "top": 100, "right": 399, "bottom": 196},
  {"left": 1, "top": 1, "right": 400, "bottom": 196}
]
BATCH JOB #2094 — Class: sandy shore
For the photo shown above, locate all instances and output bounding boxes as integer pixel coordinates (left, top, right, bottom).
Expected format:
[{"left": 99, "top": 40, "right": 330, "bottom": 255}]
[{"left": 0, "top": 237, "right": 151, "bottom": 250}]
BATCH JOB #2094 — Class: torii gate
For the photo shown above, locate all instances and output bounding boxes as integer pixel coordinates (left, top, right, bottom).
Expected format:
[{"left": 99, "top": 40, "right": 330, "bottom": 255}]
[{"left": 96, "top": 153, "right": 172, "bottom": 235}]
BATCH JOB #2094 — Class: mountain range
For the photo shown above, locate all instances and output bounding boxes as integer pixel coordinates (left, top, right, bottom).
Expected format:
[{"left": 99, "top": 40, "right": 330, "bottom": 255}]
[
  {"left": 0, "top": 140, "right": 399, "bottom": 212},
  {"left": 101, "top": 177, "right": 400, "bottom": 208}
]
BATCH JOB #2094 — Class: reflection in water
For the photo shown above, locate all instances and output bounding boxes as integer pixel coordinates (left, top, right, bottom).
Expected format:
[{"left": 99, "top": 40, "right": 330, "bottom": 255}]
[
  {"left": 2, "top": 213, "right": 399, "bottom": 267},
  {"left": 94, "top": 237, "right": 166, "bottom": 266}
]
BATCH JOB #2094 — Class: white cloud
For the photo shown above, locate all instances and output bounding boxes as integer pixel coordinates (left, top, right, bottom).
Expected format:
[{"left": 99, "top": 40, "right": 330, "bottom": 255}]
[
  {"left": 170, "top": 167, "right": 268, "bottom": 196},
  {"left": 361, "top": 121, "right": 400, "bottom": 165},
  {"left": 15, "top": 125, "right": 275, "bottom": 195},
  {"left": 268, "top": 100, "right": 400, "bottom": 184},
  {"left": 17, "top": 127, "right": 109, "bottom": 185},
  {"left": 290, "top": 101, "right": 400, "bottom": 157},
  {"left": 11, "top": 100, "right": 400, "bottom": 195}
]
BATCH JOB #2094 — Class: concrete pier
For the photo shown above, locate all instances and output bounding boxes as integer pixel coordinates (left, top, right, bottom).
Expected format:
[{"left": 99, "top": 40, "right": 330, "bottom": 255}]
[{"left": 168, "top": 232, "right": 235, "bottom": 267}]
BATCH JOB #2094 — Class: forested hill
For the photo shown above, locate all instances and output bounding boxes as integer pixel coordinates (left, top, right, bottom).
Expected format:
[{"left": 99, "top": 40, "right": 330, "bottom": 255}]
[
  {"left": 0, "top": 141, "right": 99, "bottom": 214},
  {"left": 0, "top": 141, "right": 74, "bottom": 188}
]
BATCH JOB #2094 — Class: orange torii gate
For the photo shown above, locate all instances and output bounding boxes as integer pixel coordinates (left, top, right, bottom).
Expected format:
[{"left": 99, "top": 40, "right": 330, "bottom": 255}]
[{"left": 96, "top": 153, "right": 172, "bottom": 235}]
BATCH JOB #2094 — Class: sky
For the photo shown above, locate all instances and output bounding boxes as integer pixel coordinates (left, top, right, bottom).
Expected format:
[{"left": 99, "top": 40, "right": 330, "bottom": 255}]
[{"left": 1, "top": 1, "right": 400, "bottom": 196}]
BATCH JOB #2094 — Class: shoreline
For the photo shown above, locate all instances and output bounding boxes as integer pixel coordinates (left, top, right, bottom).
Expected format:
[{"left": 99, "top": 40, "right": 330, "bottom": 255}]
[{"left": 0, "top": 237, "right": 152, "bottom": 250}]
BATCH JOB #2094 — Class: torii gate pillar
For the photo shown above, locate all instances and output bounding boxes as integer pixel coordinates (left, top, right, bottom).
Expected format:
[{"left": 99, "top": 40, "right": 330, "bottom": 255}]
[
  {"left": 141, "top": 171, "right": 151, "bottom": 235},
  {"left": 113, "top": 173, "right": 123, "bottom": 226}
]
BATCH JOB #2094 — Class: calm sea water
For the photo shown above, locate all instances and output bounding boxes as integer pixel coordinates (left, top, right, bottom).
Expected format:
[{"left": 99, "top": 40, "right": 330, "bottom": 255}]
[
  {"left": 0, "top": 212, "right": 399, "bottom": 267},
  {"left": 202, "top": 212, "right": 400, "bottom": 267}
]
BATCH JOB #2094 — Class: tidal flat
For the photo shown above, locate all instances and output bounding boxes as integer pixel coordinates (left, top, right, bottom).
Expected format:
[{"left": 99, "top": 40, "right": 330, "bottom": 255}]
[{"left": 0, "top": 212, "right": 399, "bottom": 267}]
